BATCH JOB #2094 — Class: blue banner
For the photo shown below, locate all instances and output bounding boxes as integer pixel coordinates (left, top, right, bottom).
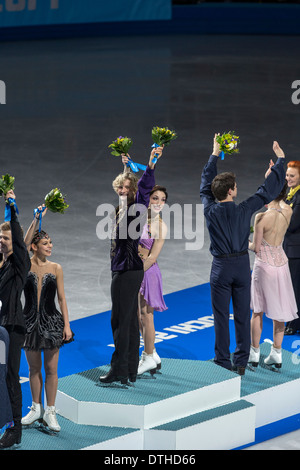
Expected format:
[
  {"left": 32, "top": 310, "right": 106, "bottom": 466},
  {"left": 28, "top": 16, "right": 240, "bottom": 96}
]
[{"left": 0, "top": 0, "right": 171, "bottom": 27}]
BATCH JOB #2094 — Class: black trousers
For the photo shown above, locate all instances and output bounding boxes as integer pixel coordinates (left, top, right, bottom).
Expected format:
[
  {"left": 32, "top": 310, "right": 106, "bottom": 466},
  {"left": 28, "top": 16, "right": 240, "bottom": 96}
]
[
  {"left": 0, "top": 327, "right": 13, "bottom": 430},
  {"left": 5, "top": 326, "right": 24, "bottom": 426},
  {"left": 210, "top": 254, "right": 251, "bottom": 370},
  {"left": 110, "top": 269, "right": 144, "bottom": 377}
]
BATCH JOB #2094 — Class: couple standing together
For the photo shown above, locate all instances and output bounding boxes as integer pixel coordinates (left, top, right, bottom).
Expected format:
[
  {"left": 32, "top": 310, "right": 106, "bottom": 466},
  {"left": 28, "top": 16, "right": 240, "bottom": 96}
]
[{"left": 201, "top": 135, "right": 299, "bottom": 374}]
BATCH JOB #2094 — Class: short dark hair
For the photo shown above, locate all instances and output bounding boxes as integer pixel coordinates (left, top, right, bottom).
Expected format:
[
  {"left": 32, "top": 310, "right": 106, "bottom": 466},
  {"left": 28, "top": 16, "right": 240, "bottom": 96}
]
[{"left": 211, "top": 172, "right": 236, "bottom": 201}]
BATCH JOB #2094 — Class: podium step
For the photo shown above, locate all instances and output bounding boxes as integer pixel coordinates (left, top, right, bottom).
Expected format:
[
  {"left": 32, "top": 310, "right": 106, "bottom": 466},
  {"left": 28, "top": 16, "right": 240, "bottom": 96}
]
[
  {"left": 144, "top": 399, "right": 255, "bottom": 450},
  {"left": 56, "top": 358, "right": 241, "bottom": 429},
  {"left": 34, "top": 345, "right": 299, "bottom": 450},
  {"left": 17, "top": 418, "right": 142, "bottom": 451}
]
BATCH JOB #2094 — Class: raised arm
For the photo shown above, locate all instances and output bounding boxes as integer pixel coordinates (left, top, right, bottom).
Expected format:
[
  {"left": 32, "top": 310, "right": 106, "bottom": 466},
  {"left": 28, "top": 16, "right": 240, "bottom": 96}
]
[
  {"left": 148, "top": 145, "right": 164, "bottom": 170},
  {"left": 5, "top": 190, "right": 30, "bottom": 270},
  {"left": 135, "top": 146, "right": 164, "bottom": 207},
  {"left": 200, "top": 134, "right": 221, "bottom": 207},
  {"left": 212, "top": 133, "right": 221, "bottom": 158},
  {"left": 121, "top": 153, "right": 131, "bottom": 174},
  {"left": 243, "top": 141, "right": 286, "bottom": 214},
  {"left": 24, "top": 204, "right": 47, "bottom": 252}
]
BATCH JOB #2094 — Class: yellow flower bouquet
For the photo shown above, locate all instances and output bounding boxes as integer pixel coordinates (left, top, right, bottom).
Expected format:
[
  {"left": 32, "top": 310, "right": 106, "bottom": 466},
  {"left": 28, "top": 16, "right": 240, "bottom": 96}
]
[
  {"left": 216, "top": 132, "right": 240, "bottom": 160},
  {"left": 151, "top": 126, "right": 177, "bottom": 163}
]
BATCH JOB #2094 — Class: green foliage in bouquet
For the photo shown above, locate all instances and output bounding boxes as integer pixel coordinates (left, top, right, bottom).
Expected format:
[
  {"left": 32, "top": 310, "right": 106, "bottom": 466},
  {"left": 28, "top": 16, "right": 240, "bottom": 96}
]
[
  {"left": 108, "top": 136, "right": 133, "bottom": 156},
  {"left": 0, "top": 174, "right": 15, "bottom": 197},
  {"left": 216, "top": 131, "right": 240, "bottom": 155},
  {"left": 152, "top": 127, "right": 177, "bottom": 146},
  {"left": 45, "top": 188, "right": 69, "bottom": 214}
]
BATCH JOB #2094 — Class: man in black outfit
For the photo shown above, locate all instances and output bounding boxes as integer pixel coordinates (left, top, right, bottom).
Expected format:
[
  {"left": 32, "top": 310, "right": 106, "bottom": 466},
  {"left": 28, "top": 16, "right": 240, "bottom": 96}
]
[{"left": 0, "top": 190, "right": 31, "bottom": 449}]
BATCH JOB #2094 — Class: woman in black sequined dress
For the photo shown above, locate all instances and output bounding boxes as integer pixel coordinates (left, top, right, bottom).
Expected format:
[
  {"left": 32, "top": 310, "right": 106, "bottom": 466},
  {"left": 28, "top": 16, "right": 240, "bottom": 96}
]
[{"left": 21, "top": 209, "right": 72, "bottom": 432}]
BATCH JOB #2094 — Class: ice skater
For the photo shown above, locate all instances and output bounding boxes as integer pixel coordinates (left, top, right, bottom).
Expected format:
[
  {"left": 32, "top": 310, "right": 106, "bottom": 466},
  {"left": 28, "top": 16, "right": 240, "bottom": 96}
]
[{"left": 200, "top": 135, "right": 286, "bottom": 374}]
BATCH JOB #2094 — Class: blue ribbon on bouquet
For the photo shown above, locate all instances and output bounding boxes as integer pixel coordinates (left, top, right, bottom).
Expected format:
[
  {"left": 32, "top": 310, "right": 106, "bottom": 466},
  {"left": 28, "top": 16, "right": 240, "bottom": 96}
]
[
  {"left": 151, "top": 143, "right": 161, "bottom": 164},
  {"left": 126, "top": 157, "right": 147, "bottom": 173},
  {"left": 220, "top": 151, "right": 225, "bottom": 160},
  {"left": 33, "top": 206, "right": 46, "bottom": 232},
  {"left": 4, "top": 198, "right": 19, "bottom": 222}
]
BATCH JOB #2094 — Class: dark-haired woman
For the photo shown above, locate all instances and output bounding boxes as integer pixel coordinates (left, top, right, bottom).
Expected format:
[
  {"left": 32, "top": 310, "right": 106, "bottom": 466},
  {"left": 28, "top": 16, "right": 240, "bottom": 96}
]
[
  {"left": 21, "top": 209, "right": 72, "bottom": 432},
  {"left": 137, "top": 185, "right": 168, "bottom": 375}
]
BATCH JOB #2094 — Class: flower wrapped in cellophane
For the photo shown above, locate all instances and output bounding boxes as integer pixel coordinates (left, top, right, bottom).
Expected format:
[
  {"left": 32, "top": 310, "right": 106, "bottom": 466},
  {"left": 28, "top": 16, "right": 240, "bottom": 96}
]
[
  {"left": 0, "top": 174, "right": 18, "bottom": 222},
  {"left": 216, "top": 132, "right": 240, "bottom": 160},
  {"left": 152, "top": 126, "right": 177, "bottom": 147},
  {"left": 108, "top": 135, "right": 146, "bottom": 172},
  {"left": 0, "top": 174, "right": 15, "bottom": 197},
  {"left": 45, "top": 188, "right": 69, "bottom": 213},
  {"left": 151, "top": 126, "right": 177, "bottom": 163},
  {"left": 108, "top": 136, "right": 133, "bottom": 156}
]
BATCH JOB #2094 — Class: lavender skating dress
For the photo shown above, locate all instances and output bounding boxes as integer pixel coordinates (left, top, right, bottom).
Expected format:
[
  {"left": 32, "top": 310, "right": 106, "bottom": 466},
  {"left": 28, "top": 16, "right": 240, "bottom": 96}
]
[
  {"left": 251, "top": 239, "right": 298, "bottom": 322},
  {"left": 139, "top": 224, "right": 168, "bottom": 312}
]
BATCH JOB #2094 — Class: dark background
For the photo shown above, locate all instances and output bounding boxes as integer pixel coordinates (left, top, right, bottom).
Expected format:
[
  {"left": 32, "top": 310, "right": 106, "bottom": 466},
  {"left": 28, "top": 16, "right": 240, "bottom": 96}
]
[{"left": 0, "top": 2, "right": 300, "bottom": 320}]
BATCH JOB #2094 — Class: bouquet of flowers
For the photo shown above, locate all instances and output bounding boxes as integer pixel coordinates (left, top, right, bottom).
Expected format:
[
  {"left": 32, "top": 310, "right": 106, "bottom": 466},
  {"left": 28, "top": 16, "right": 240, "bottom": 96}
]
[
  {"left": 45, "top": 188, "right": 69, "bottom": 213},
  {"left": 108, "top": 135, "right": 146, "bottom": 172},
  {"left": 151, "top": 126, "right": 177, "bottom": 164},
  {"left": 0, "top": 174, "right": 15, "bottom": 197},
  {"left": 0, "top": 174, "right": 18, "bottom": 222},
  {"left": 151, "top": 126, "right": 177, "bottom": 147},
  {"left": 108, "top": 136, "right": 133, "bottom": 156},
  {"left": 216, "top": 132, "right": 240, "bottom": 159}
]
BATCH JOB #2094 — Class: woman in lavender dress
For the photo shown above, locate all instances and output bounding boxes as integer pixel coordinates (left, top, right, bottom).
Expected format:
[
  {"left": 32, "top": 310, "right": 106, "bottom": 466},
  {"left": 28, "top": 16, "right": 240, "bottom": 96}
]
[{"left": 137, "top": 185, "right": 168, "bottom": 375}]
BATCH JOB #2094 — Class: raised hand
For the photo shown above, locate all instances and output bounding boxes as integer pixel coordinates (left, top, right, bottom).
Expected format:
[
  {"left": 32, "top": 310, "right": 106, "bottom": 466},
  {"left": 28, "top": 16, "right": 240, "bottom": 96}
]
[
  {"left": 265, "top": 159, "right": 274, "bottom": 178},
  {"left": 273, "top": 141, "right": 285, "bottom": 159},
  {"left": 213, "top": 133, "right": 221, "bottom": 157}
]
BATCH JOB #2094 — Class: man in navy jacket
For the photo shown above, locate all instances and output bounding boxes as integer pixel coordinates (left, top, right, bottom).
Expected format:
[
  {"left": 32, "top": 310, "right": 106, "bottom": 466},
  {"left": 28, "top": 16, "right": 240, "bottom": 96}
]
[{"left": 200, "top": 135, "right": 286, "bottom": 374}]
